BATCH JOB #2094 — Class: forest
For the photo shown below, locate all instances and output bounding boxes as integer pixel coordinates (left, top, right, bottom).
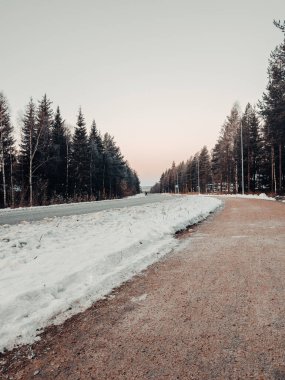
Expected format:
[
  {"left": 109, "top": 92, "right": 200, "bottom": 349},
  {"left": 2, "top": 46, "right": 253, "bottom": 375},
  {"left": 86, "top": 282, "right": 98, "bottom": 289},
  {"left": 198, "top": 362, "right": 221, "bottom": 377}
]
[
  {"left": 151, "top": 21, "right": 285, "bottom": 196},
  {"left": 0, "top": 96, "right": 140, "bottom": 208}
]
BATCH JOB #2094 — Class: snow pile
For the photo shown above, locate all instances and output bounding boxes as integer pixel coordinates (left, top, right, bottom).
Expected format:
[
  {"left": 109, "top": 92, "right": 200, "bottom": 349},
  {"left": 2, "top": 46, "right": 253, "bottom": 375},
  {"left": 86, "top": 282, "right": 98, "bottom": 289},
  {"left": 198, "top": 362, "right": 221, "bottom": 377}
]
[
  {"left": 0, "top": 195, "right": 221, "bottom": 352},
  {"left": 207, "top": 193, "right": 275, "bottom": 201}
]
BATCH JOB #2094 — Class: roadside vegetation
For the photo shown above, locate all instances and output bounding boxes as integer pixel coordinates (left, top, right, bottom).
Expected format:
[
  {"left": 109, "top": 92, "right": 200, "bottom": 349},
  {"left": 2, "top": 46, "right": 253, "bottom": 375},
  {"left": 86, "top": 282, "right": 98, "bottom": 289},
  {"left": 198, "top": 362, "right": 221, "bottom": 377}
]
[
  {"left": 151, "top": 21, "right": 285, "bottom": 196},
  {"left": 0, "top": 97, "right": 140, "bottom": 208}
]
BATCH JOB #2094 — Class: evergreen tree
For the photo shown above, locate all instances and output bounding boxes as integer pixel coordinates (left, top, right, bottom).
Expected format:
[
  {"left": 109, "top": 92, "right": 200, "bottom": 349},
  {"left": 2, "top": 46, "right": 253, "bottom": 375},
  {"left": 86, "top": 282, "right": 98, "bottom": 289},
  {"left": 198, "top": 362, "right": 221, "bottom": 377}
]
[
  {"left": 71, "top": 108, "right": 89, "bottom": 197},
  {"left": 185, "top": 157, "right": 194, "bottom": 192},
  {"left": 132, "top": 170, "right": 141, "bottom": 194},
  {"left": 211, "top": 138, "right": 225, "bottom": 192},
  {"left": 49, "top": 106, "right": 68, "bottom": 199},
  {"left": 19, "top": 98, "right": 38, "bottom": 206},
  {"left": 199, "top": 146, "right": 211, "bottom": 193},
  {"left": 211, "top": 104, "right": 240, "bottom": 193},
  {"left": 259, "top": 24, "right": 285, "bottom": 193},
  {"left": 102, "top": 133, "right": 126, "bottom": 198},
  {"left": 235, "top": 104, "right": 262, "bottom": 192},
  {"left": 88, "top": 120, "right": 103, "bottom": 199},
  {"left": 34, "top": 94, "right": 53, "bottom": 204},
  {"left": 0, "top": 93, "right": 15, "bottom": 208}
]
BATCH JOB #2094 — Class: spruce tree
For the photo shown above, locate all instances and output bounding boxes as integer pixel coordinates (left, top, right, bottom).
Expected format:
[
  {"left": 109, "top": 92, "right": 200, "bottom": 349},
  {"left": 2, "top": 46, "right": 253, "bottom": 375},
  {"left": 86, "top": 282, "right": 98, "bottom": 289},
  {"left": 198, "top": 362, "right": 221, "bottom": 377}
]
[
  {"left": 20, "top": 98, "right": 37, "bottom": 206},
  {"left": 71, "top": 108, "right": 89, "bottom": 198},
  {"left": 199, "top": 146, "right": 211, "bottom": 193},
  {"left": 88, "top": 120, "right": 103, "bottom": 199},
  {"left": 34, "top": 94, "right": 53, "bottom": 204},
  {"left": 49, "top": 106, "right": 68, "bottom": 199},
  {"left": 102, "top": 133, "right": 125, "bottom": 198}
]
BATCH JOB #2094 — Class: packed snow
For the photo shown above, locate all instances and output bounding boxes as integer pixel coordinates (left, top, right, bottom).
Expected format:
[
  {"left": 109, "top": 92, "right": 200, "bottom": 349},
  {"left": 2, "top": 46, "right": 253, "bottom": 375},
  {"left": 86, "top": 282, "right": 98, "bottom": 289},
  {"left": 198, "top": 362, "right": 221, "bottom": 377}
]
[{"left": 0, "top": 195, "right": 221, "bottom": 352}]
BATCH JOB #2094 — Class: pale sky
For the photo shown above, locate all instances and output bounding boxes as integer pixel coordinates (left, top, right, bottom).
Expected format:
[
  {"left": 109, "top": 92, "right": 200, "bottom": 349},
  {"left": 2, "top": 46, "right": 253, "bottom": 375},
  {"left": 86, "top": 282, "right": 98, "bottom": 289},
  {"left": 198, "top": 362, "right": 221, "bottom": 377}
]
[{"left": 0, "top": 0, "right": 285, "bottom": 185}]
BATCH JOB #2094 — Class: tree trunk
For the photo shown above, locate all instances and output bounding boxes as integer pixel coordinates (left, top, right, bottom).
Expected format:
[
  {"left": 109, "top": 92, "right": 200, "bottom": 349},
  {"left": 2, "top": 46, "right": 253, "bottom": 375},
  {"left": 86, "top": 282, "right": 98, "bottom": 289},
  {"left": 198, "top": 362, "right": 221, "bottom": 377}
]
[
  {"left": 234, "top": 162, "right": 238, "bottom": 194},
  {"left": 66, "top": 142, "right": 69, "bottom": 200},
  {"left": 89, "top": 159, "right": 92, "bottom": 198},
  {"left": 10, "top": 151, "right": 14, "bottom": 208},
  {"left": 29, "top": 128, "right": 33, "bottom": 207},
  {"left": 102, "top": 161, "right": 106, "bottom": 199},
  {"left": 271, "top": 145, "right": 276, "bottom": 194},
  {"left": 29, "top": 159, "right": 33, "bottom": 207},
  {"left": 0, "top": 133, "right": 7, "bottom": 208},
  {"left": 279, "top": 143, "right": 282, "bottom": 192},
  {"left": 247, "top": 149, "right": 248, "bottom": 193}
]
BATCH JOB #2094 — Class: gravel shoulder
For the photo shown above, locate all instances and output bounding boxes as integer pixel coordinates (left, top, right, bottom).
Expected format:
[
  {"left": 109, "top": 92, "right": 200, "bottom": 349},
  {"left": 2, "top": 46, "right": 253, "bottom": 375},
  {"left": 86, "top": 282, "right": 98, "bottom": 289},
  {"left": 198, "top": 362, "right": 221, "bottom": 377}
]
[{"left": 1, "top": 198, "right": 285, "bottom": 379}]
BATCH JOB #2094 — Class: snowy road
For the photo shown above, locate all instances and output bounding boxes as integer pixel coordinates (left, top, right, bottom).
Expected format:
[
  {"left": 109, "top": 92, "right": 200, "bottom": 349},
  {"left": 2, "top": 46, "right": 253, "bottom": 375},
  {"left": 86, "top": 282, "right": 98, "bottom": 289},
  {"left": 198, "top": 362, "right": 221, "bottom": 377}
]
[{"left": 0, "top": 194, "right": 172, "bottom": 225}]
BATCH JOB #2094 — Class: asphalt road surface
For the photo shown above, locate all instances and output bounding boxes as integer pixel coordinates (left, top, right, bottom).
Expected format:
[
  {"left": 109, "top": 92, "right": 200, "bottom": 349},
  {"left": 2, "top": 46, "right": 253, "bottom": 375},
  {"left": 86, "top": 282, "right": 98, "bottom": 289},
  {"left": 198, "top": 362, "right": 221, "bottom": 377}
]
[{"left": 0, "top": 194, "right": 173, "bottom": 225}]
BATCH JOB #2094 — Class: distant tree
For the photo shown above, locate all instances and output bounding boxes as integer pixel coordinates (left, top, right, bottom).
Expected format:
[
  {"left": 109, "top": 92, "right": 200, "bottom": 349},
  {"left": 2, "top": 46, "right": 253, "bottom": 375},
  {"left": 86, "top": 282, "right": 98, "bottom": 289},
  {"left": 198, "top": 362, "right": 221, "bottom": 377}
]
[
  {"left": 132, "top": 170, "right": 141, "bottom": 194},
  {"left": 150, "top": 182, "right": 160, "bottom": 193},
  {"left": 185, "top": 157, "right": 194, "bottom": 192},
  {"left": 177, "top": 161, "right": 187, "bottom": 193},
  {"left": 170, "top": 161, "right": 177, "bottom": 193},
  {"left": 273, "top": 20, "right": 285, "bottom": 33},
  {"left": 199, "top": 146, "right": 211, "bottom": 193},
  {"left": 122, "top": 166, "right": 141, "bottom": 196},
  {"left": 234, "top": 104, "right": 262, "bottom": 192},
  {"left": 211, "top": 104, "right": 240, "bottom": 193}
]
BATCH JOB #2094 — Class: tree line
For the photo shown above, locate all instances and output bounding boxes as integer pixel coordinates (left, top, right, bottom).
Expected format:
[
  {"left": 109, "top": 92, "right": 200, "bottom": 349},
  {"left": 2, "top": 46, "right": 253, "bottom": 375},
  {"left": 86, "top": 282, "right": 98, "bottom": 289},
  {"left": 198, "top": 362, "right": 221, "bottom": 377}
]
[
  {"left": 0, "top": 94, "right": 140, "bottom": 208},
  {"left": 151, "top": 21, "right": 285, "bottom": 195}
]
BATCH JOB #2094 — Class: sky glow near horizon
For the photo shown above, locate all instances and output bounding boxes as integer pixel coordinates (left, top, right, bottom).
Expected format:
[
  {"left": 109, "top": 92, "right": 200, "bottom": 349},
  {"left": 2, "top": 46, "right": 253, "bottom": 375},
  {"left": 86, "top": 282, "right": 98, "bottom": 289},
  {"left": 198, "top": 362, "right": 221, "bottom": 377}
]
[{"left": 1, "top": 0, "right": 285, "bottom": 186}]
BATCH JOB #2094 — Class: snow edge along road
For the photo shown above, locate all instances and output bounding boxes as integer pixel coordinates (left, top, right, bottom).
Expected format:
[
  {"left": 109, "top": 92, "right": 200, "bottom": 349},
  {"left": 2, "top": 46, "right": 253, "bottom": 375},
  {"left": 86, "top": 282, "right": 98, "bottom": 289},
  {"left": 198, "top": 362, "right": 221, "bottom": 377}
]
[{"left": 0, "top": 196, "right": 222, "bottom": 352}]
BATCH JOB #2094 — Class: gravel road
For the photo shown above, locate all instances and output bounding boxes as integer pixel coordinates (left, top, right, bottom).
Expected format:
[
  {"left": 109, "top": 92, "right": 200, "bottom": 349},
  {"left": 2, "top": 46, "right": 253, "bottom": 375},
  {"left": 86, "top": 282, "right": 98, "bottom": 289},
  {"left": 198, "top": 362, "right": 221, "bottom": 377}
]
[{"left": 1, "top": 198, "right": 285, "bottom": 379}]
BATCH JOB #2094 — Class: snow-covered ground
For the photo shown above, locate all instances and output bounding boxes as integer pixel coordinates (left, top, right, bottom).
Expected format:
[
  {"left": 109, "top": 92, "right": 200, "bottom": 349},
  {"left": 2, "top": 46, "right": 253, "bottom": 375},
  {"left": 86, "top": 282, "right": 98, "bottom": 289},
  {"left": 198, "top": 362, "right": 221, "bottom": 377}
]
[
  {"left": 206, "top": 193, "right": 277, "bottom": 201},
  {"left": 0, "top": 195, "right": 221, "bottom": 352}
]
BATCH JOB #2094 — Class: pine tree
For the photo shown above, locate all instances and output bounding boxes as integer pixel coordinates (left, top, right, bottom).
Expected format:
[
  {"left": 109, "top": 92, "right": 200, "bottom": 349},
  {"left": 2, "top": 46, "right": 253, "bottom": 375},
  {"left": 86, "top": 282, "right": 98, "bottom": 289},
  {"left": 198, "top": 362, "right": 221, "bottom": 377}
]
[
  {"left": 259, "top": 24, "right": 285, "bottom": 193},
  {"left": 211, "top": 104, "right": 240, "bottom": 193}
]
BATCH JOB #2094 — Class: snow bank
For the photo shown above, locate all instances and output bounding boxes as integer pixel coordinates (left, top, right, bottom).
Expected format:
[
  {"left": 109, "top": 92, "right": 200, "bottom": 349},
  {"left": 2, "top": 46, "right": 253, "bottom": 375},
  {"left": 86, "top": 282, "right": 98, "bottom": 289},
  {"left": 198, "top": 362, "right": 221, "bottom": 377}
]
[
  {"left": 0, "top": 195, "right": 221, "bottom": 352},
  {"left": 206, "top": 193, "right": 276, "bottom": 201}
]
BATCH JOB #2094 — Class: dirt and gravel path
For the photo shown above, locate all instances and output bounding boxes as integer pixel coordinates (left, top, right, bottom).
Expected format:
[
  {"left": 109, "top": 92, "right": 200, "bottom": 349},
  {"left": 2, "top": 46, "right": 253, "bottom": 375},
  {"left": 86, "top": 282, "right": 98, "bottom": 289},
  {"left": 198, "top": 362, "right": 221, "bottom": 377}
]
[{"left": 1, "top": 198, "right": 285, "bottom": 379}]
